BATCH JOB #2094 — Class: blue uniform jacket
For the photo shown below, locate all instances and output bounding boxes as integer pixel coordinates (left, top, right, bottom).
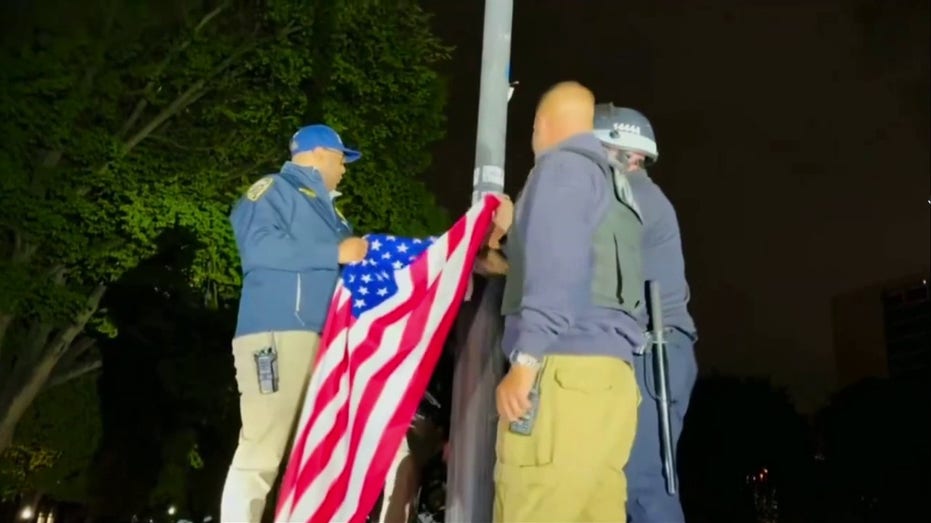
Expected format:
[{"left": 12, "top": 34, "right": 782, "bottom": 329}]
[{"left": 230, "top": 162, "right": 352, "bottom": 337}]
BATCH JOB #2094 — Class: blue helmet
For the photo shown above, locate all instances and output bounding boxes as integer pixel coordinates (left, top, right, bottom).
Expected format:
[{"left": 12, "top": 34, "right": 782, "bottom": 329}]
[{"left": 593, "top": 103, "right": 659, "bottom": 163}]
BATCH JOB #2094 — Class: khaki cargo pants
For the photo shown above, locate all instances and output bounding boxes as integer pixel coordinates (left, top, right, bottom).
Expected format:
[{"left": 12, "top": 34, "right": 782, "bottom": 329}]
[
  {"left": 220, "top": 330, "right": 320, "bottom": 523},
  {"left": 494, "top": 355, "right": 639, "bottom": 523}
]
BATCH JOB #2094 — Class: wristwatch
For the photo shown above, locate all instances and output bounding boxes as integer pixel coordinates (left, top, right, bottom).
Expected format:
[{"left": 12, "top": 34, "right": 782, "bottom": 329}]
[{"left": 509, "top": 349, "right": 542, "bottom": 371}]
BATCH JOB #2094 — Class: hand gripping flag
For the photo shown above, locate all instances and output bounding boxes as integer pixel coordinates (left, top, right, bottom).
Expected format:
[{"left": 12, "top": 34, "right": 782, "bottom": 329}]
[{"left": 275, "top": 194, "right": 502, "bottom": 523}]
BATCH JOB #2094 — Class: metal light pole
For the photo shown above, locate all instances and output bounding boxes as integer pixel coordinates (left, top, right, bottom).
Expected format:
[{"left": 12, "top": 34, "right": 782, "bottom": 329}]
[
  {"left": 469, "top": 0, "right": 512, "bottom": 203},
  {"left": 447, "top": 1, "right": 513, "bottom": 522}
]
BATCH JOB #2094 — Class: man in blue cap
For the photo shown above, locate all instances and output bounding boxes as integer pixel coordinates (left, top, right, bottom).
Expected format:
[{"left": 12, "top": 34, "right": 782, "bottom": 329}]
[{"left": 220, "top": 124, "right": 369, "bottom": 522}]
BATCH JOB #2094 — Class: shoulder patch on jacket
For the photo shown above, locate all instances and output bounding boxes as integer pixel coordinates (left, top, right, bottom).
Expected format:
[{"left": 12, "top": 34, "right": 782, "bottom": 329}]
[{"left": 246, "top": 177, "right": 275, "bottom": 201}]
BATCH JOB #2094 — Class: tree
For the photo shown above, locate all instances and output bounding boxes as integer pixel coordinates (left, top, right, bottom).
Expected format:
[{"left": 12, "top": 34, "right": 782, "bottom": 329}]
[
  {"left": 80, "top": 235, "right": 239, "bottom": 518},
  {"left": 678, "top": 375, "right": 813, "bottom": 522},
  {"left": 820, "top": 377, "right": 931, "bottom": 521},
  {"left": 0, "top": 0, "right": 452, "bottom": 455},
  {"left": 0, "top": 375, "right": 101, "bottom": 502}
]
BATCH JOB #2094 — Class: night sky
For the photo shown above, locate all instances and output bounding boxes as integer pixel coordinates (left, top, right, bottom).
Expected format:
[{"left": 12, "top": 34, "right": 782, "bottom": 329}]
[{"left": 422, "top": 0, "right": 930, "bottom": 412}]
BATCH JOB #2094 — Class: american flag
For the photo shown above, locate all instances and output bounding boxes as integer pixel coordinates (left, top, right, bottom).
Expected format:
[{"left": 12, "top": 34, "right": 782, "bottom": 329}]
[{"left": 275, "top": 194, "right": 502, "bottom": 523}]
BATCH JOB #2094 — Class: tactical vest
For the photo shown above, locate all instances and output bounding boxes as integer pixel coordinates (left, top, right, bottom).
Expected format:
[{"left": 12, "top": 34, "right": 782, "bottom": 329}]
[{"left": 501, "top": 146, "right": 645, "bottom": 318}]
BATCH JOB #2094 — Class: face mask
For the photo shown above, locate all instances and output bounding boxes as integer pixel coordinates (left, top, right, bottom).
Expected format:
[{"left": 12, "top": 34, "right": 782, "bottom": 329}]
[{"left": 604, "top": 148, "right": 640, "bottom": 174}]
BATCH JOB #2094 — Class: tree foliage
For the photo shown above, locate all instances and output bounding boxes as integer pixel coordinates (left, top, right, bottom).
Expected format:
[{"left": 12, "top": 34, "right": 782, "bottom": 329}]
[
  {"left": 0, "top": 376, "right": 101, "bottom": 501},
  {"left": 76, "top": 237, "right": 238, "bottom": 517},
  {"left": 678, "top": 375, "right": 813, "bottom": 522},
  {"left": 819, "top": 376, "right": 931, "bottom": 521},
  {"left": 0, "top": 0, "right": 452, "bottom": 457}
]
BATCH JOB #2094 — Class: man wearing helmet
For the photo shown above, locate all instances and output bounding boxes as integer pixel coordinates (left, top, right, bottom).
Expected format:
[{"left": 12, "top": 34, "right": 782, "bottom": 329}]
[{"left": 593, "top": 103, "right": 699, "bottom": 523}]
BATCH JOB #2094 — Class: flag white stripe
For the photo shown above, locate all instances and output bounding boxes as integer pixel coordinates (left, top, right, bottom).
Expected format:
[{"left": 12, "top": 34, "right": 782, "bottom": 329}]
[
  {"left": 334, "top": 215, "right": 477, "bottom": 520},
  {"left": 277, "top": 196, "right": 497, "bottom": 523},
  {"left": 291, "top": 267, "right": 418, "bottom": 519},
  {"left": 297, "top": 268, "right": 416, "bottom": 475},
  {"left": 334, "top": 318, "right": 415, "bottom": 519},
  {"left": 275, "top": 285, "right": 352, "bottom": 520}
]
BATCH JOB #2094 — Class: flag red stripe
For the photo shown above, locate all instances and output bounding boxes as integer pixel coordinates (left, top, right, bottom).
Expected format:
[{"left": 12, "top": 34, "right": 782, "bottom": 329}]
[
  {"left": 293, "top": 253, "right": 434, "bottom": 504},
  {"left": 276, "top": 196, "right": 500, "bottom": 522},
  {"left": 288, "top": 264, "right": 421, "bottom": 502},
  {"left": 276, "top": 292, "right": 353, "bottom": 515},
  {"left": 316, "top": 220, "right": 470, "bottom": 521},
  {"left": 310, "top": 261, "right": 433, "bottom": 522},
  {"left": 351, "top": 204, "right": 494, "bottom": 521},
  {"left": 340, "top": 222, "right": 469, "bottom": 521},
  {"left": 275, "top": 290, "right": 351, "bottom": 515}
]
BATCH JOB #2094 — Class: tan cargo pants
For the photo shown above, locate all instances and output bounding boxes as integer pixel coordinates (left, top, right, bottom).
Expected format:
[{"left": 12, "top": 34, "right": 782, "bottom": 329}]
[
  {"left": 220, "top": 330, "right": 320, "bottom": 523},
  {"left": 494, "top": 355, "right": 640, "bottom": 523}
]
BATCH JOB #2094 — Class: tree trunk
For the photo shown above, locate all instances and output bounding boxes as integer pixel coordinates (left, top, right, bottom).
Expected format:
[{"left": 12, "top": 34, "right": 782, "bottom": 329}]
[
  {"left": 0, "top": 286, "right": 105, "bottom": 455},
  {"left": 0, "top": 312, "right": 12, "bottom": 356},
  {"left": 0, "top": 351, "right": 62, "bottom": 455}
]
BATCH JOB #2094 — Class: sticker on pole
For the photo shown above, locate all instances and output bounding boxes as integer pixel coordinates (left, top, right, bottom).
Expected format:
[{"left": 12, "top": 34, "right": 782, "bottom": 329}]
[
  {"left": 473, "top": 166, "right": 505, "bottom": 188},
  {"left": 472, "top": 165, "right": 505, "bottom": 204}
]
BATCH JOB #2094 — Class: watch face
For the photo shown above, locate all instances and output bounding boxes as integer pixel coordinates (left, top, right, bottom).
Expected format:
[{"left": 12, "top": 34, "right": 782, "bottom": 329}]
[{"left": 515, "top": 353, "right": 540, "bottom": 368}]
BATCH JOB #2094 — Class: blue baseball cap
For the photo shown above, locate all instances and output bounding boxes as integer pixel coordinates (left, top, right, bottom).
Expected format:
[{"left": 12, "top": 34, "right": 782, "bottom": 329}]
[{"left": 289, "top": 124, "right": 361, "bottom": 163}]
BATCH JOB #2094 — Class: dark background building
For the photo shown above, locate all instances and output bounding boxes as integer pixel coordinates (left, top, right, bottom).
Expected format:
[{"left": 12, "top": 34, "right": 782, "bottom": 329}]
[
  {"left": 882, "top": 276, "right": 930, "bottom": 379},
  {"left": 832, "top": 271, "right": 929, "bottom": 388}
]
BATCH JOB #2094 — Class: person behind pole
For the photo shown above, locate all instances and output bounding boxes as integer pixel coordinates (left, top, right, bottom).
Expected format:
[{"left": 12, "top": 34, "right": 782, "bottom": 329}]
[
  {"left": 221, "top": 124, "right": 369, "bottom": 523},
  {"left": 374, "top": 193, "right": 515, "bottom": 523},
  {"left": 593, "top": 103, "right": 699, "bottom": 523},
  {"left": 373, "top": 352, "right": 450, "bottom": 523},
  {"left": 492, "top": 81, "right": 646, "bottom": 523}
]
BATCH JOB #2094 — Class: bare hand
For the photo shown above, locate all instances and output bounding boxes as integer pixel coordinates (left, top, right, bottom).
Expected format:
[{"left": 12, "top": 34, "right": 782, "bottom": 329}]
[
  {"left": 475, "top": 249, "right": 509, "bottom": 276},
  {"left": 488, "top": 195, "right": 513, "bottom": 249},
  {"left": 338, "top": 237, "right": 368, "bottom": 264},
  {"left": 495, "top": 364, "right": 537, "bottom": 423}
]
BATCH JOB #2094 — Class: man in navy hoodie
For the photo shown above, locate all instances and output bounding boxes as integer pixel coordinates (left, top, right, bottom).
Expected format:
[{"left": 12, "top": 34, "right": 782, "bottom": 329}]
[
  {"left": 494, "top": 82, "right": 645, "bottom": 523},
  {"left": 220, "top": 125, "right": 369, "bottom": 523}
]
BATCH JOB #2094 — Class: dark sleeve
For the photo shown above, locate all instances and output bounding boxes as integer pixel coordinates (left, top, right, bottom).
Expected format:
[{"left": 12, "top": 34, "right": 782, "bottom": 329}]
[{"left": 510, "top": 154, "right": 603, "bottom": 358}]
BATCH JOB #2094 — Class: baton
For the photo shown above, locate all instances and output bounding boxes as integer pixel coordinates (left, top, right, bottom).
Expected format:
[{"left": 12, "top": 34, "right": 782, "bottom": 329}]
[{"left": 648, "top": 280, "right": 678, "bottom": 495}]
